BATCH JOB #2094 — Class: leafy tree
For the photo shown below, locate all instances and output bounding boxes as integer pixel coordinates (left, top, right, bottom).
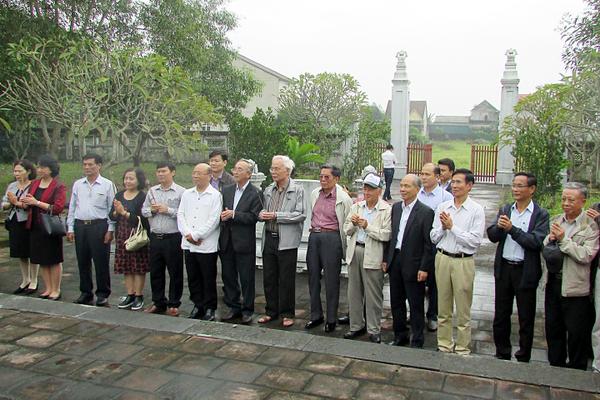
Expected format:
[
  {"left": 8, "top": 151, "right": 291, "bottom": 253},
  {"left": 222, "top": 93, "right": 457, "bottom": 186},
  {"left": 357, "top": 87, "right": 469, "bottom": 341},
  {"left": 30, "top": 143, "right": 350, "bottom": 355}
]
[
  {"left": 286, "top": 136, "right": 324, "bottom": 176},
  {"left": 227, "top": 108, "right": 289, "bottom": 180},
  {"left": 278, "top": 72, "right": 367, "bottom": 161},
  {"left": 561, "top": 0, "right": 600, "bottom": 70},
  {"left": 501, "top": 84, "right": 570, "bottom": 207}
]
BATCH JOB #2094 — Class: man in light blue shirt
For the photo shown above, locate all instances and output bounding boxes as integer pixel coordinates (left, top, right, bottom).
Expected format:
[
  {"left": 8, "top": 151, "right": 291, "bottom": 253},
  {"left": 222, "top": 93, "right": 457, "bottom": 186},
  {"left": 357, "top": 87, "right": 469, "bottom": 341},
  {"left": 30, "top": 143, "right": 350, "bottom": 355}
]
[
  {"left": 67, "top": 154, "right": 116, "bottom": 306},
  {"left": 418, "top": 162, "right": 453, "bottom": 331}
]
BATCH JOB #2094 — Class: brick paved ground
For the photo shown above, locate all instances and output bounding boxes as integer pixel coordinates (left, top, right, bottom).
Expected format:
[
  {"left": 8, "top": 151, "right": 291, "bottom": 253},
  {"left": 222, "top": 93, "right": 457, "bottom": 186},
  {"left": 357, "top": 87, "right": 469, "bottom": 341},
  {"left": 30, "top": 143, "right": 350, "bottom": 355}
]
[{"left": 0, "top": 306, "right": 598, "bottom": 400}]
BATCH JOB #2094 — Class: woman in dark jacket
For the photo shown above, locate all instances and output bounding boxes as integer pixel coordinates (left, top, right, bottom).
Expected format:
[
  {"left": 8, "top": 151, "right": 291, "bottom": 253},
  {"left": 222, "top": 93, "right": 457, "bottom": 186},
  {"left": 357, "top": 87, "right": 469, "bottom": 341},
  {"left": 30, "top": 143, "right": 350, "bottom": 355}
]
[
  {"left": 109, "top": 168, "right": 150, "bottom": 311},
  {"left": 22, "top": 155, "right": 66, "bottom": 300},
  {"left": 2, "top": 159, "right": 38, "bottom": 294}
]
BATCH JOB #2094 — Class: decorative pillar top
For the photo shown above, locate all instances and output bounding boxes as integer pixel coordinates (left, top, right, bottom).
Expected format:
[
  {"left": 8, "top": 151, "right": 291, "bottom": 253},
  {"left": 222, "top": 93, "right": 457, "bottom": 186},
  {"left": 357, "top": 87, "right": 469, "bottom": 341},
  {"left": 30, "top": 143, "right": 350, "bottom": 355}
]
[
  {"left": 502, "top": 49, "right": 519, "bottom": 83},
  {"left": 393, "top": 50, "right": 409, "bottom": 81}
]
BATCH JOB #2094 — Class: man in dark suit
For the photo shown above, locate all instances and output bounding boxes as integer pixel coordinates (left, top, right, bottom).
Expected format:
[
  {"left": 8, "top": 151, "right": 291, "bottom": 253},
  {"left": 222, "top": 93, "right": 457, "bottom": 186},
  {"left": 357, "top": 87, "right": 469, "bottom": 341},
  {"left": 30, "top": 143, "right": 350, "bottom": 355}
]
[
  {"left": 219, "top": 159, "right": 262, "bottom": 324},
  {"left": 487, "top": 172, "right": 549, "bottom": 362},
  {"left": 384, "top": 174, "right": 435, "bottom": 348}
]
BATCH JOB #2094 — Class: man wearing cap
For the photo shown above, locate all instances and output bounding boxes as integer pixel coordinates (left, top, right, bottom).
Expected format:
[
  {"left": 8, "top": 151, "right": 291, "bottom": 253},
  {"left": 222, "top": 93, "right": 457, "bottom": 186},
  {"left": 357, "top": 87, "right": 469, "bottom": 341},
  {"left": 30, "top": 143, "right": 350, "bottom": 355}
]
[
  {"left": 384, "top": 174, "right": 435, "bottom": 348},
  {"left": 306, "top": 164, "right": 353, "bottom": 333},
  {"left": 418, "top": 162, "right": 453, "bottom": 332},
  {"left": 487, "top": 172, "right": 548, "bottom": 363},
  {"left": 543, "top": 182, "right": 599, "bottom": 370},
  {"left": 430, "top": 168, "right": 485, "bottom": 355},
  {"left": 343, "top": 173, "right": 391, "bottom": 343}
]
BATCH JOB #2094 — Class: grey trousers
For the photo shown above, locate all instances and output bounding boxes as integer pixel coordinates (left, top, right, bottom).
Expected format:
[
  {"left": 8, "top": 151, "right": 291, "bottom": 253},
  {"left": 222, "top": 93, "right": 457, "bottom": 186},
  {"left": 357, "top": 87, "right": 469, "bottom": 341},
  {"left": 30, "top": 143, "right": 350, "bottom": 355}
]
[
  {"left": 307, "top": 231, "right": 343, "bottom": 323},
  {"left": 347, "top": 245, "right": 384, "bottom": 334}
]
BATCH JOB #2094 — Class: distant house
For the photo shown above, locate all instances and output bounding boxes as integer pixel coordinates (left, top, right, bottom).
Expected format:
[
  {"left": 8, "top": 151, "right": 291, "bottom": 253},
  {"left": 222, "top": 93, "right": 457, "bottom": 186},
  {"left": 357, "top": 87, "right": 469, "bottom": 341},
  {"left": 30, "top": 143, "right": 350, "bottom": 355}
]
[
  {"left": 385, "top": 100, "right": 429, "bottom": 137},
  {"left": 430, "top": 100, "right": 499, "bottom": 140}
]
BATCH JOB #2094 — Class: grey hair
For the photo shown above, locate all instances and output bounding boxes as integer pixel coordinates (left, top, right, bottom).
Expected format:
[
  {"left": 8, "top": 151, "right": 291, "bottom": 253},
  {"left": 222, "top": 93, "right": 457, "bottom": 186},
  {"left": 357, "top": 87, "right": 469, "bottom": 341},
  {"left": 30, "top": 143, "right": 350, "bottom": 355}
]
[
  {"left": 237, "top": 159, "right": 255, "bottom": 174},
  {"left": 272, "top": 155, "right": 295, "bottom": 173},
  {"left": 564, "top": 182, "right": 588, "bottom": 199},
  {"left": 405, "top": 173, "right": 422, "bottom": 188}
]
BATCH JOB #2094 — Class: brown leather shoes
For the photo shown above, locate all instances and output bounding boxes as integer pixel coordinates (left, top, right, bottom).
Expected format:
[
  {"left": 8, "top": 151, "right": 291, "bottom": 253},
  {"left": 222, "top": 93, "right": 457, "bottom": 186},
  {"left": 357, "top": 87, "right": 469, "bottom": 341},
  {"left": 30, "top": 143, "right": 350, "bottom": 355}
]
[
  {"left": 166, "top": 307, "right": 180, "bottom": 317},
  {"left": 144, "top": 304, "right": 166, "bottom": 314}
]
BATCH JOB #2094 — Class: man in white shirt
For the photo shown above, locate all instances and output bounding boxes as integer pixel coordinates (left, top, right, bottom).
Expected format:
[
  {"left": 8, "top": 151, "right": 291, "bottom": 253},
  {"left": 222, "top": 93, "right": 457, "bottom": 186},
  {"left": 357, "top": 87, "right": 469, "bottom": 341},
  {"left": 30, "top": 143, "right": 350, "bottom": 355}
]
[
  {"left": 430, "top": 168, "right": 485, "bottom": 355},
  {"left": 177, "top": 163, "right": 222, "bottom": 321},
  {"left": 381, "top": 144, "right": 397, "bottom": 201},
  {"left": 418, "top": 162, "right": 453, "bottom": 332}
]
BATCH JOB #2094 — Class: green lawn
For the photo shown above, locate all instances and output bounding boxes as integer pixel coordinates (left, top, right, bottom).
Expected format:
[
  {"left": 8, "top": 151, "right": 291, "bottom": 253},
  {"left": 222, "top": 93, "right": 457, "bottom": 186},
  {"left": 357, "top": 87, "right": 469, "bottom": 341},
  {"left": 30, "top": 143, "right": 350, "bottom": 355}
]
[
  {"left": 431, "top": 140, "right": 472, "bottom": 170},
  {"left": 1, "top": 162, "right": 197, "bottom": 195}
]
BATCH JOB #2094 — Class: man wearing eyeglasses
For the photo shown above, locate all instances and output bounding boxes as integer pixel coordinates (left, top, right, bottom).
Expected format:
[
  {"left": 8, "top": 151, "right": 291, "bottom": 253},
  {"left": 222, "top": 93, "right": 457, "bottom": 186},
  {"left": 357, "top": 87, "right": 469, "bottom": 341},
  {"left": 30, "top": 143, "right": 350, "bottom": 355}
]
[
  {"left": 487, "top": 172, "right": 549, "bottom": 362},
  {"left": 219, "top": 159, "right": 262, "bottom": 324},
  {"left": 305, "top": 164, "right": 353, "bottom": 333}
]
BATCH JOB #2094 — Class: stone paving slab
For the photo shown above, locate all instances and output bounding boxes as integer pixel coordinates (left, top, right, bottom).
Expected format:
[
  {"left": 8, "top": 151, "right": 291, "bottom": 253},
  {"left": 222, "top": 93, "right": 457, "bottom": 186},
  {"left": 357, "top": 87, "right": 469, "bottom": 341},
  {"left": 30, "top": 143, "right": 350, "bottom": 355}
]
[{"left": 0, "top": 299, "right": 599, "bottom": 399}]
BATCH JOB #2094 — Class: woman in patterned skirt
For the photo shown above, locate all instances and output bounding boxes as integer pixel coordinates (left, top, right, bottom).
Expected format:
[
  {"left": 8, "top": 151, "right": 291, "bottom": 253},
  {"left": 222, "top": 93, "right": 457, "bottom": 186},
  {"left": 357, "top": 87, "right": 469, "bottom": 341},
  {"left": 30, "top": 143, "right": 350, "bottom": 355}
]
[{"left": 110, "top": 168, "right": 150, "bottom": 311}]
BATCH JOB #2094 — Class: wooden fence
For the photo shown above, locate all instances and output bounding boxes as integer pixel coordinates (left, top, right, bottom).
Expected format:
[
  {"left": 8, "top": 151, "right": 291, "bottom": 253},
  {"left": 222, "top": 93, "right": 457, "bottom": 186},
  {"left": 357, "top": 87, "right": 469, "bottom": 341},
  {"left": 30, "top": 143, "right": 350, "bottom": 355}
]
[
  {"left": 406, "top": 143, "right": 432, "bottom": 175},
  {"left": 470, "top": 144, "right": 498, "bottom": 183}
]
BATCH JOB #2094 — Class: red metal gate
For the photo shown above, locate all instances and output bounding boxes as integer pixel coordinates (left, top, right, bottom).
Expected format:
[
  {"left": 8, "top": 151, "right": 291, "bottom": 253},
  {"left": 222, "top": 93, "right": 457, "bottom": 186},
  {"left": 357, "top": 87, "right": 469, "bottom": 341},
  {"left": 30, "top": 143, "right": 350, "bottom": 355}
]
[
  {"left": 470, "top": 144, "right": 498, "bottom": 183},
  {"left": 406, "top": 143, "right": 432, "bottom": 175}
]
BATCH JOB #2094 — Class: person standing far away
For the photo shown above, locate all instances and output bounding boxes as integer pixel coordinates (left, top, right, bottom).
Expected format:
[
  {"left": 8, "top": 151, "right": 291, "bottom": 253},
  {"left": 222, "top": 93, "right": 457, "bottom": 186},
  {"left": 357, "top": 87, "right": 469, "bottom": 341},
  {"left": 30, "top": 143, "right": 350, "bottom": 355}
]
[
  {"left": 418, "top": 162, "right": 454, "bottom": 332},
  {"left": 305, "top": 164, "right": 353, "bottom": 333},
  {"left": 487, "top": 172, "right": 549, "bottom": 362},
  {"left": 382, "top": 144, "right": 397, "bottom": 201},
  {"left": 437, "top": 158, "right": 455, "bottom": 194},
  {"left": 209, "top": 150, "right": 235, "bottom": 193},
  {"left": 177, "top": 163, "right": 222, "bottom": 321},
  {"left": 219, "top": 159, "right": 262, "bottom": 324},
  {"left": 142, "top": 162, "right": 185, "bottom": 317},
  {"left": 543, "top": 182, "right": 599, "bottom": 370},
  {"left": 67, "top": 153, "right": 116, "bottom": 307},
  {"left": 258, "top": 155, "right": 306, "bottom": 328},
  {"left": 430, "top": 168, "right": 485, "bottom": 355}
]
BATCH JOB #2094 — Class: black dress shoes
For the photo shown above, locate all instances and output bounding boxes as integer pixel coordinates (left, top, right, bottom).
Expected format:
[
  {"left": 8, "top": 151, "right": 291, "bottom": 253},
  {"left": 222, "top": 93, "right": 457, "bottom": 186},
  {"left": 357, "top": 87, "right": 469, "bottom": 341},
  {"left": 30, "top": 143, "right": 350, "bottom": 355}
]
[
  {"left": 203, "top": 309, "right": 216, "bottom": 321},
  {"left": 369, "top": 333, "right": 381, "bottom": 343},
  {"left": 343, "top": 327, "right": 367, "bottom": 339},
  {"left": 95, "top": 297, "right": 109, "bottom": 307},
  {"left": 514, "top": 350, "right": 530, "bottom": 362},
  {"left": 74, "top": 294, "right": 93, "bottom": 305},
  {"left": 324, "top": 322, "right": 336, "bottom": 333},
  {"left": 13, "top": 284, "right": 29, "bottom": 295},
  {"left": 337, "top": 315, "right": 350, "bottom": 325},
  {"left": 495, "top": 353, "right": 511, "bottom": 361},
  {"left": 221, "top": 310, "right": 242, "bottom": 321},
  {"left": 304, "top": 317, "right": 324, "bottom": 330},
  {"left": 389, "top": 336, "right": 410, "bottom": 346},
  {"left": 241, "top": 314, "right": 253, "bottom": 324},
  {"left": 189, "top": 306, "right": 203, "bottom": 319}
]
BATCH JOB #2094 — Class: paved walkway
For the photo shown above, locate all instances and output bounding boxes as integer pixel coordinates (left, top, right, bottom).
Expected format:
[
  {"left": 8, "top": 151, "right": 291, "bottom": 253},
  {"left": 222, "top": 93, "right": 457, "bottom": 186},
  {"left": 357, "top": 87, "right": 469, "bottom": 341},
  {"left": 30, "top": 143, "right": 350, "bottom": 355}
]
[{"left": 0, "top": 297, "right": 598, "bottom": 399}]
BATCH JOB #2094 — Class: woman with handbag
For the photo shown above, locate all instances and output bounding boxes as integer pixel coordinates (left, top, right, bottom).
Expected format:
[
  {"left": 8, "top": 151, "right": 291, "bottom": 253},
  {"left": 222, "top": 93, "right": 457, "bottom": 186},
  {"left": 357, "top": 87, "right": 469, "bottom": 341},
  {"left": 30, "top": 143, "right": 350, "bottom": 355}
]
[
  {"left": 2, "top": 159, "right": 38, "bottom": 295},
  {"left": 21, "top": 155, "right": 66, "bottom": 300},
  {"left": 110, "top": 168, "right": 150, "bottom": 311}
]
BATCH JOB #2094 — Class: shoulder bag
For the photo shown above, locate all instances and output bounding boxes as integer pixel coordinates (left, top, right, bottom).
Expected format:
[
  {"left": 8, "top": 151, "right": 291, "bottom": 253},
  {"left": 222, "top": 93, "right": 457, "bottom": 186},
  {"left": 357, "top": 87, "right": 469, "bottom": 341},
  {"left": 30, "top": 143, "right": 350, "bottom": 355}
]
[
  {"left": 40, "top": 206, "right": 67, "bottom": 236},
  {"left": 125, "top": 216, "right": 149, "bottom": 251}
]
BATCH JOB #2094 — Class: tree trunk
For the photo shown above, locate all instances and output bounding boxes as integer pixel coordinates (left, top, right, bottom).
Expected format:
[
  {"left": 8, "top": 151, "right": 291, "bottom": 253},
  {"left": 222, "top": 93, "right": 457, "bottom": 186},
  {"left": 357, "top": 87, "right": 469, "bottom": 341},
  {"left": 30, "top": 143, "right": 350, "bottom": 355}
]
[{"left": 132, "top": 133, "right": 147, "bottom": 167}]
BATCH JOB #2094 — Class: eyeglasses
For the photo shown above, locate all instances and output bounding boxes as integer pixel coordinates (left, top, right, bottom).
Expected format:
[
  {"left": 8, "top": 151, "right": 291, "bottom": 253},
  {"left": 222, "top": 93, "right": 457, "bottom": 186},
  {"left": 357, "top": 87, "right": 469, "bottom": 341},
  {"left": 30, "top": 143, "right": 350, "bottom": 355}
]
[
  {"left": 319, "top": 175, "right": 334, "bottom": 180},
  {"left": 511, "top": 184, "right": 530, "bottom": 189}
]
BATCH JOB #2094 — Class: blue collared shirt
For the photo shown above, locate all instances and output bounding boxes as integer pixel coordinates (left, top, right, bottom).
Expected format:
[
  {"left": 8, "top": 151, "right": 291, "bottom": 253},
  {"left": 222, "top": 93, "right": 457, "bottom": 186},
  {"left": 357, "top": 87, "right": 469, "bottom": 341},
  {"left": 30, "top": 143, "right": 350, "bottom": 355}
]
[
  {"left": 502, "top": 201, "right": 534, "bottom": 262},
  {"left": 418, "top": 185, "right": 453, "bottom": 211},
  {"left": 67, "top": 175, "right": 116, "bottom": 232}
]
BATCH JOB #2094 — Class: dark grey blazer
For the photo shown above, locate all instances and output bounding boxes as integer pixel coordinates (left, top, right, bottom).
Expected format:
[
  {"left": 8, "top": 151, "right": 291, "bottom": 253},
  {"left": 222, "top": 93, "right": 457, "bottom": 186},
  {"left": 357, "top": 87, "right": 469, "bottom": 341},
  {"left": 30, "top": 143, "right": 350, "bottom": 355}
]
[{"left": 219, "top": 182, "right": 262, "bottom": 254}]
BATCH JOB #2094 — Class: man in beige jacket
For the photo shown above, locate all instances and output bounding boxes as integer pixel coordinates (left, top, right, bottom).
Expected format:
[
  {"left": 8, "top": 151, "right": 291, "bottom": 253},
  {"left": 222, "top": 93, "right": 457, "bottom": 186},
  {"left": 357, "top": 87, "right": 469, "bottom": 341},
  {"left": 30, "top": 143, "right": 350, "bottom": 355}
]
[
  {"left": 343, "top": 173, "right": 392, "bottom": 343},
  {"left": 544, "top": 182, "right": 599, "bottom": 370}
]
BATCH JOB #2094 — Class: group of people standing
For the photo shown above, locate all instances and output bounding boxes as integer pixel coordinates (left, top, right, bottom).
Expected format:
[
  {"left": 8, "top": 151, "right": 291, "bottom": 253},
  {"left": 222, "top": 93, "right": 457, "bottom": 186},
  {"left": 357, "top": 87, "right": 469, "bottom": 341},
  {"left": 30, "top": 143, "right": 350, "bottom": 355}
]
[{"left": 3, "top": 149, "right": 600, "bottom": 371}]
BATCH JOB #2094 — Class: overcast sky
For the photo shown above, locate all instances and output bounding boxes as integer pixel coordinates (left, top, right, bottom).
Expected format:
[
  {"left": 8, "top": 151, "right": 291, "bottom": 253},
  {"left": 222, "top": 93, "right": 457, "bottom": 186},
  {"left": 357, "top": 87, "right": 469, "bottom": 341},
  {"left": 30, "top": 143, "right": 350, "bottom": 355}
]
[{"left": 226, "top": 0, "right": 586, "bottom": 116}]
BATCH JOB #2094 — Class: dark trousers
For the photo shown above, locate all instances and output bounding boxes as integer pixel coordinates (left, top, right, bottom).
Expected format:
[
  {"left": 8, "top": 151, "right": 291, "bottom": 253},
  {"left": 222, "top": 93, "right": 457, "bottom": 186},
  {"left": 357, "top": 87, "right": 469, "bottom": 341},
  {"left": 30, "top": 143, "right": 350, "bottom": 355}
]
[
  {"left": 262, "top": 234, "right": 297, "bottom": 319},
  {"left": 149, "top": 233, "right": 183, "bottom": 309},
  {"left": 389, "top": 253, "right": 426, "bottom": 347},
  {"left": 493, "top": 261, "right": 537, "bottom": 360},
  {"left": 184, "top": 250, "right": 218, "bottom": 312},
  {"left": 74, "top": 221, "right": 111, "bottom": 299},
  {"left": 220, "top": 241, "right": 256, "bottom": 316},
  {"left": 545, "top": 273, "right": 593, "bottom": 370},
  {"left": 383, "top": 168, "right": 394, "bottom": 200},
  {"left": 426, "top": 247, "right": 438, "bottom": 320},
  {"left": 306, "top": 231, "right": 343, "bottom": 323}
]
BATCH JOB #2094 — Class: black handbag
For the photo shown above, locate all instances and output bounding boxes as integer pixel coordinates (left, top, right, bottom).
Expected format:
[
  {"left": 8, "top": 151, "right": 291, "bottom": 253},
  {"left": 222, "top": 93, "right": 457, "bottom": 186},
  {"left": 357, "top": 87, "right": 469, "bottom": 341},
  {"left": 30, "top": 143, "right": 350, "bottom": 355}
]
[
  {"left": 542, "top": 240, "right": 564, "bottom": 274},
  {"left": 40, "top": 206, "right": 67, "bottom": 236}
]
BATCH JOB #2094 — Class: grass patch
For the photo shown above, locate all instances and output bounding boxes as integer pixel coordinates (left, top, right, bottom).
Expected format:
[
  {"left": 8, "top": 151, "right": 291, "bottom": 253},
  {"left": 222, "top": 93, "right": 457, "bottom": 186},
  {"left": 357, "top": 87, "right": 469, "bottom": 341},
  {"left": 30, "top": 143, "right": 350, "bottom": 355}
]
[{"left": 431, "top": 140, "right": 472, "bottom": 170}]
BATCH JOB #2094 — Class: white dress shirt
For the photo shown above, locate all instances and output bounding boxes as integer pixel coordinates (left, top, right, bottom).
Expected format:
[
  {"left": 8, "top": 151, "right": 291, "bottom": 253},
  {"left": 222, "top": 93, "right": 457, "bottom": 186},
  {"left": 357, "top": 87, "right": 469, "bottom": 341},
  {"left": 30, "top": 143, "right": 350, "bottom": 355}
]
[
  {"left": 356, "top": 202, "right": 378, "bottom": 244},
  {"left": 395, "top": 198, "right": 417, "bottom": 250},
  {"left": 67, "top": 175, "right": 116, "bottom": 232},
  {"left": 382, "top": 150, "right": 397, "bottom": 169},
  {"left": 502, "top": 201, "right": 534, "bottom": 262},
  {"left": 233, "top": 181, "right": 250, "bottom": 211},
  {"left": 177, "top": 184, "right": 222, "bottom": 253},
  {"left": 430, "top": 196, "right": 485, "bottom": 255}
]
